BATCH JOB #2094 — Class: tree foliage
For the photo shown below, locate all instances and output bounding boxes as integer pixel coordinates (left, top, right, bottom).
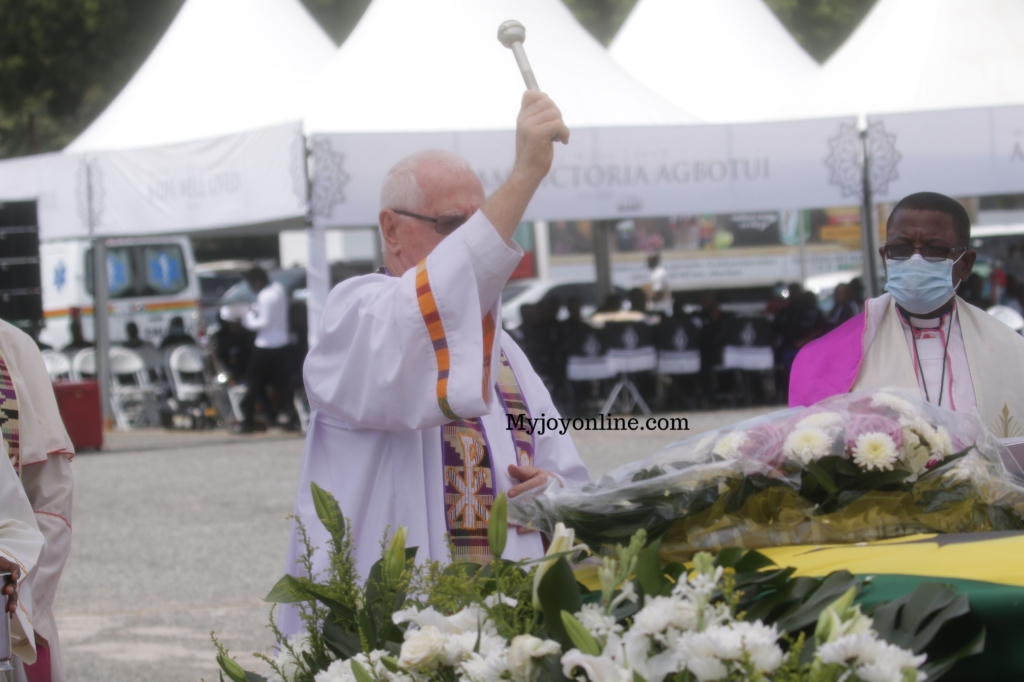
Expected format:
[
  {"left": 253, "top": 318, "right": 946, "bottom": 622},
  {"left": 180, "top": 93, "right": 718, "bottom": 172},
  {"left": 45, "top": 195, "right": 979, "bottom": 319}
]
[{"left": 0, "top": 0, "right": 874, "bottom": 159}]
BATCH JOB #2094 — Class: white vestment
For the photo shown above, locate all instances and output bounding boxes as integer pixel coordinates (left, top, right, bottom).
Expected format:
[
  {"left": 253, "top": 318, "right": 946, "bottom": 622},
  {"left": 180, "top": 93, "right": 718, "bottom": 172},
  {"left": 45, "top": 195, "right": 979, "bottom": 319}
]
[
  {"left": 0, "top": 320, "right": 75, "bottom": 681},
  {"left": 0, "top": 438, "right": 45, "bottom": 666},
  {"left": 282, "top": 212, "right": 588, "bottom": 634}
]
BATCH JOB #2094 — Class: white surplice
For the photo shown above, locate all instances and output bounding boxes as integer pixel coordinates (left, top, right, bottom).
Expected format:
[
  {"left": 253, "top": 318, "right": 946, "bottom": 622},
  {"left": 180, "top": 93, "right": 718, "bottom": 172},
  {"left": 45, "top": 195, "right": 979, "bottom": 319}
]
[
  {"left": 0, "top": 319, "right": 75, "bottom": 681},
  {"left": 281, "top": 211, "right": 588, "bottom": 634},
  {"left": 0, "top": 438, "right": 45, "bottom": 667}
]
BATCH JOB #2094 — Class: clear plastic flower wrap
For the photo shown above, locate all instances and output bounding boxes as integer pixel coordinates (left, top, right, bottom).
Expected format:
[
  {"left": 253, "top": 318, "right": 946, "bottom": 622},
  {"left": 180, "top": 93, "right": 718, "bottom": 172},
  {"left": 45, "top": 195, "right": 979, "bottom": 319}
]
[{"left": 509, "top": 389, "right": 1024, "bottom": 560}]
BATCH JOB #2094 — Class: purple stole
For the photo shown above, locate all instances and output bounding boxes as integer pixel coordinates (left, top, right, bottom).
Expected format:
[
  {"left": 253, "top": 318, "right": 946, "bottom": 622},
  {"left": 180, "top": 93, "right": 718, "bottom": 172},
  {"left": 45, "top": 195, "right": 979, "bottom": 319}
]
[
  {"left": 0, "top": 350, "right": 20, "bottom": 471},
  {"left": 789, "top": 312, "right": 867, "bottom": 407},
  {"left": 441, "top": 350, "right": 534, "bottom": 563}
]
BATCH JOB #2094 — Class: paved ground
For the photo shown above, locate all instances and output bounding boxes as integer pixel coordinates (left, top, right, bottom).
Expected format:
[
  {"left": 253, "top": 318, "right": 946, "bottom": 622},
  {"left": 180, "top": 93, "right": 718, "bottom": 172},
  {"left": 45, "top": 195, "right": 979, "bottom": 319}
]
[{"left": 53, "top": 407, "right": 777, "bottom": 681}]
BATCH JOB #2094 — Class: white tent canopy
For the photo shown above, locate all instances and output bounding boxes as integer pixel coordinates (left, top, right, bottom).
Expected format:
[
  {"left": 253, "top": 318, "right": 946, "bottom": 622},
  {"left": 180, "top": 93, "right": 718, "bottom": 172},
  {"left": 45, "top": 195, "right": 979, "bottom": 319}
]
[
  {"left": 68, "top": 0, "right": 335, "bottom": 152},
  {"left": 608, "top": 0, "right": 819, "bottom": 123},
  {"left": 778, "top": 0, "right": 1024, "bottom": 119},
  {"left": 302, "top": 0, "right": 696, "bottom": 134}
]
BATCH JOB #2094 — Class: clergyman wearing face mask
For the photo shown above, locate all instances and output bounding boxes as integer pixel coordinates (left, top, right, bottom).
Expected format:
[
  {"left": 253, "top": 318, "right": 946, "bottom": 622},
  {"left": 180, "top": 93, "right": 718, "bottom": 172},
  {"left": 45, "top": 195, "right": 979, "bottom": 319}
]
[{"left": 787, "top": 191, "right": 1024, "bottom": 439}]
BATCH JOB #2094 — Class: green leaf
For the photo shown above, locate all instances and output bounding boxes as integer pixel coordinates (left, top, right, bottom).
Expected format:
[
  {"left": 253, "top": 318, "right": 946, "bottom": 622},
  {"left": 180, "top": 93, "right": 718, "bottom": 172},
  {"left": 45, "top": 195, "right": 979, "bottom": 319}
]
[
  {"left": 322, "top": 619, "right": 363, "bottom": 658},
  {"left": 488, "top": 492, "right": 508, "bottom": 558},
  {"left": 774, "top": 571, "right": 859, "bottom": 634},
  {"left": 732, "top": 550, "right": 777, "bottom": 573},
  {"left": 310, "top": 482, "right": 346, "bottom": 541},
  {"left": 380, "top": 656, "right": 402, "bottom": 674},
  {"left": 807, "top": 461, "right": 837, "bottom": 494},
  {"left": 561, "top": 611, "right": 601, "bottom": 656},
  {"left": 633, "top": 672, "right": 648, "bottom": 682},
  {"left": 634, "top": 537, "right": 664, "bottom": 598},
  {"left": 216, "top": 654, "right": 248, "bottom": 682},
  {"left": 537, "top": 557, "right": 582, "bottom": 649},
  {"left": 264, "top": 575, "right": 309, "bottom": 604},
  {"left": 350, "top": 658, "right": 374, "bottom": 682}
]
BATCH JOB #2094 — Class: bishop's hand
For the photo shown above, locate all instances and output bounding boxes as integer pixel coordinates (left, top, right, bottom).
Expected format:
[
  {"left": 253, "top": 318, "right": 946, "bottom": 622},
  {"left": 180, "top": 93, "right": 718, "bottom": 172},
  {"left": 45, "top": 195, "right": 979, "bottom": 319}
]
[{"left": 0, "top": 556, "right": 21, "bottom": 614}]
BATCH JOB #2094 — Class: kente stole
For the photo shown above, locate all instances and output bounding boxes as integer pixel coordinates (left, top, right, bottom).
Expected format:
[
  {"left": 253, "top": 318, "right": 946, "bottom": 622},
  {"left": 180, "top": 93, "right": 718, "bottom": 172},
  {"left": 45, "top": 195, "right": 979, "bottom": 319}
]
[
  {"left": 0, "top": 349, "right": 20, "bottom": 472},
  {"left": 414, "top": 260, "right": 536, "bottom": 563}
]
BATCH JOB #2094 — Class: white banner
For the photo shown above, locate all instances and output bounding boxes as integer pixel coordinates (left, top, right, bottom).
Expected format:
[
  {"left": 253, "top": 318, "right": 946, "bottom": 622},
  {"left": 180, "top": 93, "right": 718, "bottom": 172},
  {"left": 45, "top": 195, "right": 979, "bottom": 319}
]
[
  {"left": 310, "top": 116, "right": 861, "bottom": 227},
  {"left": 866, "top": 104, "right": 1024, "bottom": 202},
  {"left": 87, "top": 122, "right": 307, "bottom": 237},
  {"left": 0, "top": 152, "right": 84, "bottom": 240}
]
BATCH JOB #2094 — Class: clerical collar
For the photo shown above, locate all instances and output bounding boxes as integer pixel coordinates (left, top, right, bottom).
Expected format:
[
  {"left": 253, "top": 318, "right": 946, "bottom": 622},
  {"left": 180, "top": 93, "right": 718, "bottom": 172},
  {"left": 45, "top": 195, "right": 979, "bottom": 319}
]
[{"left": 896, "top": 299, "right": 956, "bottom": 327}]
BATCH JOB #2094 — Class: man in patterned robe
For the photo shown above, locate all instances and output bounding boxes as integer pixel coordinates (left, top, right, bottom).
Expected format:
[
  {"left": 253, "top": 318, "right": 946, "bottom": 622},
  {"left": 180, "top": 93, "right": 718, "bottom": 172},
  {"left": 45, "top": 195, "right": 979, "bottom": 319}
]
[{"left": 281, "top": 92, "right": 587, "bottom": 633}]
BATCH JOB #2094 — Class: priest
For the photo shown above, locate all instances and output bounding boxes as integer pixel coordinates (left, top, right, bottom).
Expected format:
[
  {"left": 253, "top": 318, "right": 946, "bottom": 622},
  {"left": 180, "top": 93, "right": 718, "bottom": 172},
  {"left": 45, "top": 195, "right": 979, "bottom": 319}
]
[
  {"left": 790, "top": 192, "right": 1024, "bottom": 437},
  {"left": 0, "top": 319, "right": 75, "bottom": 681},
  {"left": 282, "top": 91, "right": 588, "bottom": 631}
]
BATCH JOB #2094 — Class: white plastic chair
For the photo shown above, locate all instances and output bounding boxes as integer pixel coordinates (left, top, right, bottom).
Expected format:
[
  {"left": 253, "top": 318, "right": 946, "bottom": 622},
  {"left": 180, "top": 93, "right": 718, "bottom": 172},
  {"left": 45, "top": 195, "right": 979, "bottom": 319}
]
[
  {"left": 167, "top": 345, "right": 208, "bottom": 403},
  {"left": 70, "top": 348, "right": 96, "bottom": 380},
  {"left": 41, "top": 350, "right": 72, "bottom": 382},
  {"left": 108, "top": 347, "right": 161, "bottom": 430}
]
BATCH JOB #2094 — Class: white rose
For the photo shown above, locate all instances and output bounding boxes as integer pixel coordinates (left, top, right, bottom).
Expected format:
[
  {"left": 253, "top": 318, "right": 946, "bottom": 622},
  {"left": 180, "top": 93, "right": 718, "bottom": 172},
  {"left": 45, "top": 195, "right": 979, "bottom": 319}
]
[
  {"left": 508, "top": 635, "right": 561, "bottom": 682},
  {"left": 399, "top": 626, "right": 448, "bottom": 670}
]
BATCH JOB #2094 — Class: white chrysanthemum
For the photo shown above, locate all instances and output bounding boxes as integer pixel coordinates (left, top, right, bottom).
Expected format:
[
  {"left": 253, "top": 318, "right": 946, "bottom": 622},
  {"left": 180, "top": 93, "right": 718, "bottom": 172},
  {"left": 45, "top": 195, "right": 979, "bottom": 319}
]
[
  {"left": 675, "top": 632, "right": 729, "bottom": 682},
  {"left": 460, "top": 651, "right": 509, "bottom": 682},
  {"left": 795, "top": 411, "right": 844, "bottom": 431},
  {"left": 784, "top": 427, "right": 833, "bottom": 464},
  {"left": 852, "top": 433, "right": 900, "bottom": 471},
  {"left": 712, "top": 431, "right": 748, "bottom": 459},
  {"left": 631, "top": 596, "right": 697, "bottom": 640},
  {"left": 817, "top": 632, "right": 885, "bottom": 665},
  {"left": 871, "top": 392, "right": 918, "bottom": 416},
  {"left": 731, "top": 621, "right": 784, "bottom": 673},
  {"left": 855, "top": 640, "right": 927, "bottom": 682},
  {"left": 314, "top": 658, "right": 356, "bottom": 682},
  {"left": 933, "top": 426, "right": 954, "bottom": 457},
  {"left": 269, "top": 634, "right": 314, "bottom": 682},
  {"left": 399, "top": 625, "right": 448, "bottom": 670},
  {"left": 507, "top": 635, "right": 561, "bottom": 682},
  {"left": 575, "top": 603, "right": 624, "bottom": 640}
]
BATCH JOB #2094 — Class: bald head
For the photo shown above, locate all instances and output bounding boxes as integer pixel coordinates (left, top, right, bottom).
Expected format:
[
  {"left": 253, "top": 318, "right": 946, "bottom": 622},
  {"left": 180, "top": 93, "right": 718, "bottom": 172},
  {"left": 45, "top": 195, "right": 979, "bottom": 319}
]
[{"left": 378, "top": 150, "right": 485, "bottom": 276}]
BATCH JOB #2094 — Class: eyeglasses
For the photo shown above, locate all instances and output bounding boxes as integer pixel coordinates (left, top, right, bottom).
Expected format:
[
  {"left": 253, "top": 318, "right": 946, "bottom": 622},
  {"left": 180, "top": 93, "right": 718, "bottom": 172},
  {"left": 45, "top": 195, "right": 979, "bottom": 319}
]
[
  {"left": 883, "top": 243, "right": 967, "bottom": 263},
  {"left": 392, "top": 209, "right": 468, "bottom": 236}
]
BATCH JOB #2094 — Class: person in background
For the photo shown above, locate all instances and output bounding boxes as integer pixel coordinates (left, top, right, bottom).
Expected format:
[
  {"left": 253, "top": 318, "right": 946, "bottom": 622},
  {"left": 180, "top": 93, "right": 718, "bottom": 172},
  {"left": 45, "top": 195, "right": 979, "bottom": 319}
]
[
  {"left": 774, "top": 287, "right": 826, "bottom": 401},
  {"left": 645, "top": 252, "right": 671, "bottom": 315},
  {"left": 238, "top": 267, "right": 299, "bottom": 433},
  {"left": 62, "top": 314, "right": 92, "bottom": 353},
  {"left": 827, "top": 283, "right": 860, "bottom": 330},
  {"left": 697, "top": 291, "right": 728, "bottom": 408},
  {"left": 848, "top": 277, "right": 865, "bottom": 308},
  {"left": 1003, "top": 275, "right": 1022, "bottom": 314},
  {"left": 159, "top": 316, "right": 195, "bottom": 350},
  {"left": 959, "top": 273, "right": 987, "bottom": 309},
  {"left": 0, "top": 318, "right": 76, "bottom": 681},
  {"left": 122, "top": 322, "right": 154, "bottom": 350}
]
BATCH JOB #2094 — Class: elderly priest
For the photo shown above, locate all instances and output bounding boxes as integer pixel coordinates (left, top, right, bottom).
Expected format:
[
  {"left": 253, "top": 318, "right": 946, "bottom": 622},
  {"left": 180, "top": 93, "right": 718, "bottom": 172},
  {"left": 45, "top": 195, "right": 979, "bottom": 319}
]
[
  {"left": 790, "top": 192, "right": 1024, "bottom": 437},
  {"left": 281, "top": 91, "right": 588, "bottom": 633}
]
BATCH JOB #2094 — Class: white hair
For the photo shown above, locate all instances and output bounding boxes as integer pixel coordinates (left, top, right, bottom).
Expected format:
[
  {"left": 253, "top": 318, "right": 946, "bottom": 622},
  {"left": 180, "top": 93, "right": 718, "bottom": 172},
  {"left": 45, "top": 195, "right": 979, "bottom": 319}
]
[{"left": 379, "top": 150, "right": 475, "bottom": 212}]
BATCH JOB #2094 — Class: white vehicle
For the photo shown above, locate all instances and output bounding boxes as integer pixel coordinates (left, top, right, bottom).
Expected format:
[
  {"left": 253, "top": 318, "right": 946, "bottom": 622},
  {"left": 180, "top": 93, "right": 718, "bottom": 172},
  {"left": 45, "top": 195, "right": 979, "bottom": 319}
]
[{"left": 39, "top": 236, "right": 200, "bottom": 349}]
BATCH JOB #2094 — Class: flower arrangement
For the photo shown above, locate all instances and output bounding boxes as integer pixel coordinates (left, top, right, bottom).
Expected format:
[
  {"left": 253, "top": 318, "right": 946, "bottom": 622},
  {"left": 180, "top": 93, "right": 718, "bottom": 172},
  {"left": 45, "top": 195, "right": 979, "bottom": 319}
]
[
  {"left": 212, "top": 479, "right": 984, "bottom": 682},
  {"left": 509, "top": 389, "right": 1024, "bottom": 559}
]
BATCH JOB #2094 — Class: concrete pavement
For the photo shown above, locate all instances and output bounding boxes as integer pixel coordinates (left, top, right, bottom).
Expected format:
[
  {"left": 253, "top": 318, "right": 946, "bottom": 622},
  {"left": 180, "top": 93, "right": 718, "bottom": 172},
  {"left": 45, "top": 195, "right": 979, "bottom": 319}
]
[{"left": 53, "top": 407, "right": 776, "bottom": 681}]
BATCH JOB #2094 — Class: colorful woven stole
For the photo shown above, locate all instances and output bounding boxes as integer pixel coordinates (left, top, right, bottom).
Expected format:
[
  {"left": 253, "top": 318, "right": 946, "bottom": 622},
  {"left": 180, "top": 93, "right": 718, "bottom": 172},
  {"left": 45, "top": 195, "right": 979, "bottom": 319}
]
[
  {"left": 442, "top": 350, "right": 534, "bottom": 563},
  {"left": 0, "top": 350, "right": 20, "bottom": 472}
]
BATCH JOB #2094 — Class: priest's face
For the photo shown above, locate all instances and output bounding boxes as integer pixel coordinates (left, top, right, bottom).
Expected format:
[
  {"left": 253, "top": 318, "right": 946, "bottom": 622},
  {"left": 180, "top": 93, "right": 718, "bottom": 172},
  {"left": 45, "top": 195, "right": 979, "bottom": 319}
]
[
  {"left": 380, "top": 162, "right": 485, "bottom": 276},
  {"left": 880, "top": 208, "right": 976, "bottom": 310}
]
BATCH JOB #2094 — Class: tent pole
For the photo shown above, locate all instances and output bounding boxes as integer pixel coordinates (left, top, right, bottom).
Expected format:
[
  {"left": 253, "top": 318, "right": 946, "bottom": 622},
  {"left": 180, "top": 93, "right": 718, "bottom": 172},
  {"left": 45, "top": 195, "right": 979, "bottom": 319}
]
[
  {"left": 859, "top": 123, "right": 881, "bottom": 299},
  {"left": 87, "top": 159, "right": 112, "bottom": 426},
  {"left": 303, "top": 136, "right": 330, "bottom": 349},
  {"left": 533, "top": 220, "right": 550, "bottom": 279}
]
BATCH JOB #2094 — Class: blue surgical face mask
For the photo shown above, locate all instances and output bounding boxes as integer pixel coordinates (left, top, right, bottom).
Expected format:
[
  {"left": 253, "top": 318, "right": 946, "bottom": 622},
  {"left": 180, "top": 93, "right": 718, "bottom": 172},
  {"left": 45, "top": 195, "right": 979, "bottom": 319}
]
[{"left": 884, "top": 253, "right": 964, "bottom": 315}]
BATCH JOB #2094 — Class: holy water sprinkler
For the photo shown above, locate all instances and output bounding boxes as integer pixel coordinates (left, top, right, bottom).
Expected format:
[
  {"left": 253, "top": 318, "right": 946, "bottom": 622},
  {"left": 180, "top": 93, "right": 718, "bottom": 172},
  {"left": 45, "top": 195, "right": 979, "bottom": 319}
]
[{"left": 497, "top": 20, "right": 539, "bottom": 91}]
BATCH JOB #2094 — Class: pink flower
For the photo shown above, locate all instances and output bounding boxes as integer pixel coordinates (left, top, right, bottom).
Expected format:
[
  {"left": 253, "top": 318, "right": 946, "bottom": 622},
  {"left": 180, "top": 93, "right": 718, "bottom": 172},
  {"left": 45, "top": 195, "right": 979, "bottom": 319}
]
[
  {"left": 844, "top": 414, "right": 903, "bottom": 451},
  {"left": 740, "top": 422, "right": 787, "bottom": 468}
]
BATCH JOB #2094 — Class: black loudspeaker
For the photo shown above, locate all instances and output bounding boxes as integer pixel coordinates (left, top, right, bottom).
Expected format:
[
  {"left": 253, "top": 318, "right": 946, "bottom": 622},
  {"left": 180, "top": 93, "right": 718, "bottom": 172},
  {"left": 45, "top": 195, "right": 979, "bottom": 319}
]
[{"left": 0, "top": 201, "right": 43, "bottom": 331}]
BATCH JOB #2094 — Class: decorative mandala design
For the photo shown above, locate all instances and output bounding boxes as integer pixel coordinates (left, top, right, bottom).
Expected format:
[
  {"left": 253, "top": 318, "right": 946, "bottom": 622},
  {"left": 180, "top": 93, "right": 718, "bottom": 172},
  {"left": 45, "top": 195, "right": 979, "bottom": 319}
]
[
  {"left": 289, "top": 128, "right": 309, "bottom": 205},
  {"left": 310, "top": 137, "right": 351, "bottom": 219},
  {"left": 75, "top": 157, "right": 105, "bottom": 231},
  {"left": 824, "top": 121, "right": 902, "bottom": 200},
  {"left": 824, "top": 122, "right": 865, "bottom": 199},
  {"left": 864, "top": 120, "right": 902, "bottom": 197}
]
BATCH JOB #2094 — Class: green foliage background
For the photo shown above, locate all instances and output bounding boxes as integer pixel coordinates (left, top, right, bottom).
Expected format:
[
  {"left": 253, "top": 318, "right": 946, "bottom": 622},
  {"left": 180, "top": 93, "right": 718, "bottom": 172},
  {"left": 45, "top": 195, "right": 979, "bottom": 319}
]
[{"left": 0, "top": 0, "right": 875, "bottom": 159}]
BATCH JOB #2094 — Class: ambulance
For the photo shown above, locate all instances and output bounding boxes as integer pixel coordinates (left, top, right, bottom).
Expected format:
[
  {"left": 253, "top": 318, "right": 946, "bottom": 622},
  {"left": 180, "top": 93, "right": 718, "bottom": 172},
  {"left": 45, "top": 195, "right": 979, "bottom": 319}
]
[{"left": 39, "top": 236, "right": 200, "bottom": 349}]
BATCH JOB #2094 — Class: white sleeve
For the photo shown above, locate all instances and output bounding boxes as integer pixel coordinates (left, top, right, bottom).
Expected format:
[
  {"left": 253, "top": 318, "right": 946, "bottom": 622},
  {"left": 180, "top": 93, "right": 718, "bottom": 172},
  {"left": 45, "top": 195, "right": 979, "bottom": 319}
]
[
  {"left": 304, "top": 211, "right": 523, "bottom": 431},
  {"left": 19, "top": 453, "right": 73, "bottom": 644},
  {"left": 243, "top": 289, "right": 271, "bottom": 331},
  {"left": 500, "top": 333, "right": 590, "bottom": 485}
]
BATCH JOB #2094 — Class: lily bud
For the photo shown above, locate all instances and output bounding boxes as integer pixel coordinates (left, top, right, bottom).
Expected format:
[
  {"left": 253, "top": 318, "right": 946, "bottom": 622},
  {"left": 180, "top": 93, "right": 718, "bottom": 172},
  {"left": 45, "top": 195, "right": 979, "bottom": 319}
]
[
  {"left": 693, "top": 552, "right": 714, "bottom": 577},
  {"left": 384, "top": 526, "right": 409, "bottom": 586},
  {"left": 488, "top": 492, "right": 508, "bottom": 558}
]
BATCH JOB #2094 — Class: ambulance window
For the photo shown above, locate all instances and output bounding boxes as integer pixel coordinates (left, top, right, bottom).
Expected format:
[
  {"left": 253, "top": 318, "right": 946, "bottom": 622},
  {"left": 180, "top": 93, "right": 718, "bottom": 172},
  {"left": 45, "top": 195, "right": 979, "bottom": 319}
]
[
  {"left": 142, "top": 245, "right": 187, "bottom": 295},
  {"left": 85, "top": 247, "right": 135, "bottom": 299}
]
